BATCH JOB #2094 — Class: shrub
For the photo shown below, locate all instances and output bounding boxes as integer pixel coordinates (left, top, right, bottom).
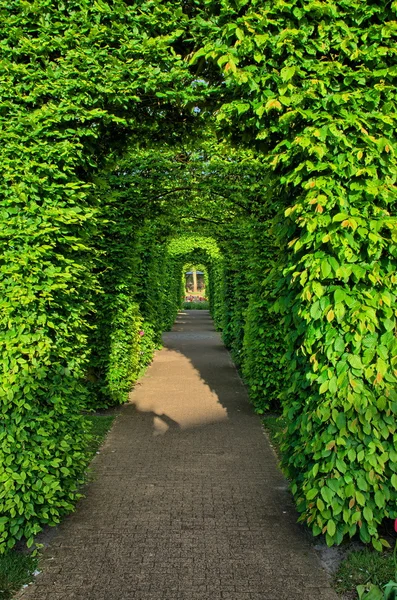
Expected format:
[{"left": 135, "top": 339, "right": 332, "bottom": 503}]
[
  {"left": 3, "top": 0, "right": 397, "bottom": 555},
  {"left": 105, "top": 299, "right": 142, "bottom": 405},
  {"left": 0, "top": 404, "right": 91, "bottom": 551},
  {"left": 242, "top": 295, "right": 284, "bottom": 413}
]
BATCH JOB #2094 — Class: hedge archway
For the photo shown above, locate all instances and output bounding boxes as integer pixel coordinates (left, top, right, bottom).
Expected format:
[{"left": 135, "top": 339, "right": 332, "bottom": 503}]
[
  {"left": 165, "top": 236, "right": 225, "bottom": 328},
  {"left": 1, "top": 0, "right": 396, "bottom": 553}
]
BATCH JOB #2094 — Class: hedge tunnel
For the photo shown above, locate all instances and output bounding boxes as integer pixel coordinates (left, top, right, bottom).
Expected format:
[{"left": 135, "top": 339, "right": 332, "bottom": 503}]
[{"left": 1, "top": 0, "right": 397, "bottom": 553}]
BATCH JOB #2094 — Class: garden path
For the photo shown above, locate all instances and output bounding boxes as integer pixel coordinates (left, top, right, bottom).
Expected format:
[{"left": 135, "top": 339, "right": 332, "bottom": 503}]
[{"left": 18, "top": 311, "right": 338, "bottom": 600}]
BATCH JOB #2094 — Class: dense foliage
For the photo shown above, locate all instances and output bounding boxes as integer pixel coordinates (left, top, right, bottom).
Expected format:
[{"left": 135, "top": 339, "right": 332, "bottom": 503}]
[
  {"left": 167, "top": 236, "right": 226, "bottom": 330},
  {"left": 1, "top": 0, "right": 396, "bottom": 553},
  {"left": 192, "top": 0, "right": 397, "bottom": 548},
  {"left": 241, "top": 219, "right": 285, "bottom": 413}
]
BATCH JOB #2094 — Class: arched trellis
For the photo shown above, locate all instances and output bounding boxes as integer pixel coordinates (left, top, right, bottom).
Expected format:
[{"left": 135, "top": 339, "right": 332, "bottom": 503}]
[{"left": 164, "top": 236, "right": 225, "bottom": 331}]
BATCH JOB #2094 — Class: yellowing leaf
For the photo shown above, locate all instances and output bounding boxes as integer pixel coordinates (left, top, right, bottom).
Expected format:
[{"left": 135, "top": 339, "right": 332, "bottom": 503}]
[
  {"left": 265, "top": 99, "right": 282, "bottom": 111},
  {"left": 225, "top": 60, "right": 237, "bottom": 74}
]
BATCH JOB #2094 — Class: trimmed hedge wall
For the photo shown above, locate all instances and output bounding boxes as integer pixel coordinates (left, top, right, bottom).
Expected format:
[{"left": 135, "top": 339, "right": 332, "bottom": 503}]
[
  {"left": 1, "top": 0, "right": 396, "bottom": 555},
  {"left": 193, "top": 0, "right": 397, "bottom": 548},
  {"left": 166, "top": 236, "right": 226, "bottom": 330}
]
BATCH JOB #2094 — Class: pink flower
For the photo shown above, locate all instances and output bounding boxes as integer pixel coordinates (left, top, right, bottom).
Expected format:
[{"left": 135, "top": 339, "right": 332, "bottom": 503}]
[
  {"left": 394, "top": 519, "right": 397, "bottom": 533},
  {"left": 139, "top": 330, "right": 145, "bottom": 337}
]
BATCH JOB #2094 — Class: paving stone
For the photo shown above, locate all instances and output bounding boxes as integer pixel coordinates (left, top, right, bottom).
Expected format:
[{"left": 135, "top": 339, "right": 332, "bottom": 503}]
[{"left": 17, "top": 311, "right": 338, "bottom": 600}]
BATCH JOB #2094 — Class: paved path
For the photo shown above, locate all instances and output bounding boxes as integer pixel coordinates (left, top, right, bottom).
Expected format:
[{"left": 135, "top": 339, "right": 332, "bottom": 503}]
[{"left": 19, "top": 311, "right": 337, "bottom": 600}]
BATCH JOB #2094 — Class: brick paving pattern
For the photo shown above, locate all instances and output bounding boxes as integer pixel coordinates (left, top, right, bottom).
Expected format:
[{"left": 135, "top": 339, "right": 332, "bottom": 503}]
[{"left": 18, "top": 311, "right": 337, "bottom": 600}]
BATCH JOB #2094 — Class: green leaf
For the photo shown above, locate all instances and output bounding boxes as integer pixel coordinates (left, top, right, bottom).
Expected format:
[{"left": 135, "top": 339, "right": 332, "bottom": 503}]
[
  {"left": 376, "top": 358, "right": 388, "bottom": 378},
  {"left": 333, "top": 213, "right": 349, "bottom": 222},
  {"left": 374, "top": 490, "right": 385, "bottom": 508},
  {"left": 356, "top": 491, "right": 366, "bottom": 506},
  {"left": 348, "top": 355, "right": 363, "bottom": 370},
  {"left": 321, "top": 486, "right": 334, "bottom": 504},
  {"left": 357, "top": 583, "right": 384, "bottom": 600},
  {"left": 319, "top": 380, "right": 329, "bottom": 394},
  {"left": 321, "top": 260, "right": 332, "bottom": 279},
  {"left": 363, "top": 506, "right": 373, "bottom": 522},
  {"left": 327, "top": 519, "right": 336, "bottom": 537},
  {"left": 334, "top": 288, "right": 346, "bottom": 304},
  {"left": 334, "top": 336, "right": 345, "bottom": 353},
  {"left": 310, "top": 301, "right": 322, "bottom": 320},
  {"left": 280, "top": 66, "right": 296, "bottom": 82},
  {"left": 307, "top": 488, "right": 318, "bottom": 500}
]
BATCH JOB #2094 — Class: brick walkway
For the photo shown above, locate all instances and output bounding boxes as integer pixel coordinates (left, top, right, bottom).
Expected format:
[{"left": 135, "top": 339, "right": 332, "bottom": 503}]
[{"left": 19, "top": 311, "right": 337, "bottom": 600}]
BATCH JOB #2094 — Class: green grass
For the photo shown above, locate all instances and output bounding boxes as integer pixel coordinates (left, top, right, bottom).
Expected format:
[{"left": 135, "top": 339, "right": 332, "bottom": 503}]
[
  {"left": 183, "top": 301, "right": 209, "bottom": 309},
  {"left": 334, "top": 547, "right": 396, "bottom": 598},
  {"left": 85, "top": 414, "right": 116, "bottom": 459},
  {"left": 0, "top": 551, "right": 38, "bottom": 600},
  {"left": 0, "top": 414, "right": 115, "bottom": 600}
]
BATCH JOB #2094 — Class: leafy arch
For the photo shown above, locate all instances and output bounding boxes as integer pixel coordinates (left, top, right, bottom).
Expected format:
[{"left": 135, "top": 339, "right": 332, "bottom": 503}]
[
  {"left": 1, "top": 0, "right": 397, "bottom": 554},
  {"left": 164, "top": 236, "right": 225, "bottom": 329}
]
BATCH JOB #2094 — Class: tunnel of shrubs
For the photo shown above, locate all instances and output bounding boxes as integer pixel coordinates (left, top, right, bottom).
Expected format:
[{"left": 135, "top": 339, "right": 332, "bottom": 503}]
[{"left": 1, "top": 0, "right": 397, "bottom": 553}]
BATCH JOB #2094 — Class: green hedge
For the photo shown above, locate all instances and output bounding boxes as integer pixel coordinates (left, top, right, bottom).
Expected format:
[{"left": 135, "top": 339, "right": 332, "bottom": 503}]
[
  {"left": 191, "top": 0, "right": 397, "bottom": 548},
  {"left": 0, "top": 405, "right": 91, "bottom": 551},
  {"left": 2, "top": 0, "right": 397, "bottom": 555},
  {"left": 241, "top": 219, "right": 285, "bottom": 413},
  {"left": 166, "top": 236, "right": 226, "bottom": 330},
  {"left": 242, "top": 296, "right": 284, "bottom": 413},
  {"left": 104, "top": 299, "right": 142, "bottom": 406},
  {"left": 221, "top": 236, "right": 251, "bottom": 367},
  {"left": 183, "top": 302, "right": 209, "bottom": 310}
]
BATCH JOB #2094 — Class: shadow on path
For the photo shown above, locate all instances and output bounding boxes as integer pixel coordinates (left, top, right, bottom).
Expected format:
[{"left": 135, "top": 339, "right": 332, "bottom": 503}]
[
  {"left": 18, "top": 310, "right": 337, "bottom": 600},
  {"left": 127, "top": 311, "right": 251, "bottom": 435}
]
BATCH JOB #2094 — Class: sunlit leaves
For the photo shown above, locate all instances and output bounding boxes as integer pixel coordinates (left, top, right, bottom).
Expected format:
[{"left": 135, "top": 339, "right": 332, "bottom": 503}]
[{"left": 2, "top": 0, "right": 397, "bottom": 555}]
